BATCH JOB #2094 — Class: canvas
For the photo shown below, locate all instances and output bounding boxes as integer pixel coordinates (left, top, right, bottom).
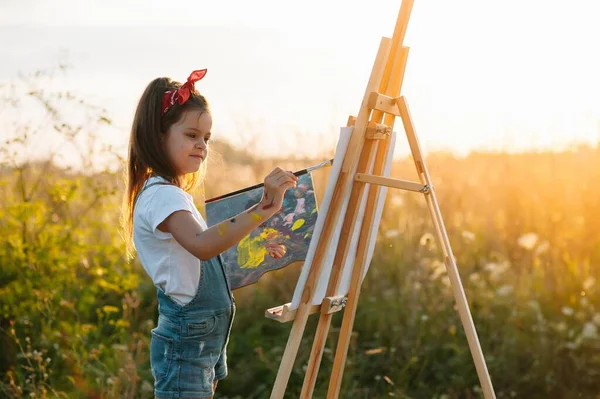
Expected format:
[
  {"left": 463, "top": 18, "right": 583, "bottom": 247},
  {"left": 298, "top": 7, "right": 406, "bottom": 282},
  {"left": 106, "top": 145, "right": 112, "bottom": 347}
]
[
  {"left": 205, "top": 173, "right": 318, "bottom": 290},
  {"left": 290, "top": 127, "right": 396, "bottom": 308}
]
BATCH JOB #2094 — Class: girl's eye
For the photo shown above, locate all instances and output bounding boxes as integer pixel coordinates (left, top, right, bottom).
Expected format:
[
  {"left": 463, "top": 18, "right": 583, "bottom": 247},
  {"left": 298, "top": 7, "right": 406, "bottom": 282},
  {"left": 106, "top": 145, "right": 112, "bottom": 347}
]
[
  {"left": 187, "top": 134, "right": 196, "bottom": 139},
  {"left": 205, "top": 137, "right": 211, "bottom": 143}
]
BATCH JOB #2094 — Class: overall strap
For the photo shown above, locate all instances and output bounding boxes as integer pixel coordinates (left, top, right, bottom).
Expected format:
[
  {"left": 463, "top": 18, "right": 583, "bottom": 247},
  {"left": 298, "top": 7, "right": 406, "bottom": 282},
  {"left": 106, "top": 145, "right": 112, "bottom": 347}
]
[{"left": 134, "top": 180, "right": 174, "bottom": 208}]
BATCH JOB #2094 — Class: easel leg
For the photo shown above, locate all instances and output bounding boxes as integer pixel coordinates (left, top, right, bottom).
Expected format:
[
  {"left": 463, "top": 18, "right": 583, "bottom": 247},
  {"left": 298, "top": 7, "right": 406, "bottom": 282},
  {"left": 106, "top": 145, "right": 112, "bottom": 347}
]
[
  {"left": 300, "top": 312, "right": 333, "bottom": 397},
  {"left": 398, "top": 96, "right": 496, "bottom": 399},
  {"left": 270, "top": 302, "right": 312, "bottom": 398}
]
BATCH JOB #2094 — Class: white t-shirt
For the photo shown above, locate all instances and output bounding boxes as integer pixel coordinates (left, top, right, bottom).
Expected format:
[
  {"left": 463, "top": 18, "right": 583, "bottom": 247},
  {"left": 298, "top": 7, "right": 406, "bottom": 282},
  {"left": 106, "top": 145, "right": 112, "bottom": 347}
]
[{"left": 133, "top": 176, "right": 208, "bottom": 305}]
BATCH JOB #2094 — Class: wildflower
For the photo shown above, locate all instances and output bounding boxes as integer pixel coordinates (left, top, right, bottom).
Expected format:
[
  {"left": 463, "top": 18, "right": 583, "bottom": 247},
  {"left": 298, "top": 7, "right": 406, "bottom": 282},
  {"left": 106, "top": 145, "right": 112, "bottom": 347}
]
[
  {"left": 584, "top": 277, "right": 595, "bottom": 291},
  {"left": 461, "top": 231, "right": 476, "bottom": 242},
  {"left": 581, "top": 322, "right": 598, "bottom": 340},
  {"left": 561, "top": 307, "right": 574, "bottom": 316},
  {"left": 384, "top": 229, "right": 400, "bottom": 239},
  {"left": 419, "top": 232, "right": 436, "bottom": 248},
  {"left": 484, "top": 262, "right": 509, "bottom": 281},
  {"left": 102, "top": 306, "right": 120, "bottom": 314},
  {"left": 555, "top": 322, "right": 567, "bottom": 332},
  {"left": 141, "top": 381, "right": 154, "bottom": 392},
  {"left": 390, "top": 194, "right": 404, "bottom": 207},
  {"left": 496, "top": 285, "right": 513, "bottom": 296},
  {"left": 517, "top": 233, "right": 538, "bottom": 250},
  {"left": 534, "top": 240, "right": 550, "bottom": 256},
  {"left": 430, "top": 260, "right": 446, "bottom": 281},
  {"left": 441, "top": 276, "right": 451, "bottom": 287}
]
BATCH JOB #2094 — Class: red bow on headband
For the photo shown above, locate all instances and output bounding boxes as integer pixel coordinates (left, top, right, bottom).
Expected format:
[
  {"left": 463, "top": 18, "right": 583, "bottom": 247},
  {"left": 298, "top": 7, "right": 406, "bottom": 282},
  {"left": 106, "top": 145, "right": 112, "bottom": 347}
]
[{"left": 161, "top": 69, "right": 207, "bottom": 116}]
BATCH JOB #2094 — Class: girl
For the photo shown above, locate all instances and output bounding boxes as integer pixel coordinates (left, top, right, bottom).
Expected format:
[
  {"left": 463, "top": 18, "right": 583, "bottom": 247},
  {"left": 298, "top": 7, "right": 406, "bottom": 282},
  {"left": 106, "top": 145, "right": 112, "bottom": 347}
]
[{"left": 122, "top": 69, "right": 297, "bottom": 399}]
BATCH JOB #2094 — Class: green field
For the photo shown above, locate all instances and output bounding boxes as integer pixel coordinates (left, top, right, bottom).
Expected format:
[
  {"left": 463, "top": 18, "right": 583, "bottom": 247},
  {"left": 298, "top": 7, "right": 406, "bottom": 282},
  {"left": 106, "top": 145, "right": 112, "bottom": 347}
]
[{"left": 1, "top": 141, "right": 599, "bottom": 398}]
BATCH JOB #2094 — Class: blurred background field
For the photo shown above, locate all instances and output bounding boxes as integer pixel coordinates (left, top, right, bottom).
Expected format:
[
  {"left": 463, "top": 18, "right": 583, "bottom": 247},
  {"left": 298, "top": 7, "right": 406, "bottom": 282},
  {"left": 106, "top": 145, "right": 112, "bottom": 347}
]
[{"left": 1, "top": 68, "right": 600, "bottom": 399}]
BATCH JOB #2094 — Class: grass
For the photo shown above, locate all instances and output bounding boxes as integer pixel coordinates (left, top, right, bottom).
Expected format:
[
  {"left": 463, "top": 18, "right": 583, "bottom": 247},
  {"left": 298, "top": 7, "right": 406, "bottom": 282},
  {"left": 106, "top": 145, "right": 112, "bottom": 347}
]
[{"left": 1, "top": 143, "right": 599, "bottom": 398}]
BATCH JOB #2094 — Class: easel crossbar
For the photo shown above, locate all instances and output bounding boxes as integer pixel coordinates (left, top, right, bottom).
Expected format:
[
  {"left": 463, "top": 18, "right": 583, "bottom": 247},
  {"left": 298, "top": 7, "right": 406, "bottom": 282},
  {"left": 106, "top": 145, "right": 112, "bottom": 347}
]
[
  {"left": 367, "top": 92, "right": 402, "bottom": 116},
  {"left": 355, "top": 173, "right": 430, "bottom": 193}
]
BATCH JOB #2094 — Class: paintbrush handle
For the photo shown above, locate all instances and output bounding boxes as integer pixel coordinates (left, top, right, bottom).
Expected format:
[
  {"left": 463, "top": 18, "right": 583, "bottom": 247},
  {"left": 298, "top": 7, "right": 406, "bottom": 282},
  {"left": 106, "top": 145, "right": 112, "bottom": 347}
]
[{"left": 205, "top": 158, "right": 333, "bottom": 204}]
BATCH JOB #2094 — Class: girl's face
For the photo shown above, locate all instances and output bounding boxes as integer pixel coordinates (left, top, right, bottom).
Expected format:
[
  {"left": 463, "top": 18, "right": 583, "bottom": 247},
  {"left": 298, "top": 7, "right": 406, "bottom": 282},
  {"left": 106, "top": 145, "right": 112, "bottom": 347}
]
[{"left": 163, "top": 109, "right": 212, "bottom": 176}]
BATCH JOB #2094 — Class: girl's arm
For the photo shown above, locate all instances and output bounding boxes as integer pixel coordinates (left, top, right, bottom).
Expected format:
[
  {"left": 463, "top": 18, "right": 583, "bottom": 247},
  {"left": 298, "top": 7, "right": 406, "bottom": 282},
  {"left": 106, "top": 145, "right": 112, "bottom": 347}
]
[
  {"left": 163, "top": 168, "right": 297, "bottom": 261},
  {"left": 163, "top": 200, "right": 275, "bottom": 261}
]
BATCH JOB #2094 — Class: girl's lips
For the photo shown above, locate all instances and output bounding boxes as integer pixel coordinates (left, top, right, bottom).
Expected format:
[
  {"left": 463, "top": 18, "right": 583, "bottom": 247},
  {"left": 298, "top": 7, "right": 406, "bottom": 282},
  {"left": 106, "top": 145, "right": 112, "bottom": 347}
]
[{"left": 190, "top": 155, "right": 203, "bottom": 160}]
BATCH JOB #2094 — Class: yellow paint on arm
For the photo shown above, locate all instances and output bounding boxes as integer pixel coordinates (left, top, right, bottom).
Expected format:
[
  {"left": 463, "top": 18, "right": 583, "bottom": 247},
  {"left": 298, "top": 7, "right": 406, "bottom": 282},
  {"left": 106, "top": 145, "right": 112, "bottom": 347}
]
[
  {"left": 217, "top": 223, "right": 228, "bottom": 236},
  {"left": 250, "top": 212, "right": 263, "bottom": 223}
]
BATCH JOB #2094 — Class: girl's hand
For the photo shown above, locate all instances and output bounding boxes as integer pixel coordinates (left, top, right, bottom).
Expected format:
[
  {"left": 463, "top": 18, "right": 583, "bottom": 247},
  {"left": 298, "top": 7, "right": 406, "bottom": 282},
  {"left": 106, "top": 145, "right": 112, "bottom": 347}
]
[
  {"left": 266, "top": 242, "right": 286, "bottom": 259},
  {"left": 259, "top": 167, "right": 298, "bottom": 213}
]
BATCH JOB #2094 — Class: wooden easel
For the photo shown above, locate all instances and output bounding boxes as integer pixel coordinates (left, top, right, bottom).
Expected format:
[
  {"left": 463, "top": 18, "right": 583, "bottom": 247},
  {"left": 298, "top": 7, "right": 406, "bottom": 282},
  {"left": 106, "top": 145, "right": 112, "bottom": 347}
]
[{"left": 265, "top": 1, "right": 496, "bottom": 398}]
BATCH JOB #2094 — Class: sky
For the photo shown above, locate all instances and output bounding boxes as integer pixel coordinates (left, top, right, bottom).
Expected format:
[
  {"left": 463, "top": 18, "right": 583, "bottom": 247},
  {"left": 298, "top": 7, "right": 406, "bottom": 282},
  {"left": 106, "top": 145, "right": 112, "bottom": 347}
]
[{"left": 1, "top": 0, "right": 600, "bottom": 170}]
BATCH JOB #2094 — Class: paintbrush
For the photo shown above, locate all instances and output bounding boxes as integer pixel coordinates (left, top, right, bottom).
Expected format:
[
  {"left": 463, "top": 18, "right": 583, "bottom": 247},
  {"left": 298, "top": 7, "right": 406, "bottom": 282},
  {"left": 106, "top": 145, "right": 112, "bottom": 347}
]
[{"left": 205, "top": 158, "right": 333, "bottom": 204}]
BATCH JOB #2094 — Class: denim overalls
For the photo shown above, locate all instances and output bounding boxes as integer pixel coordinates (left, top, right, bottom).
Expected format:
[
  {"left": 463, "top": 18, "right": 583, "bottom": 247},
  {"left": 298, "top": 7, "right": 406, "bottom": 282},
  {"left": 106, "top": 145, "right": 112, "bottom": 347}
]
[{"left": 136, "top": 181, "right": 236, "bottom": 399}]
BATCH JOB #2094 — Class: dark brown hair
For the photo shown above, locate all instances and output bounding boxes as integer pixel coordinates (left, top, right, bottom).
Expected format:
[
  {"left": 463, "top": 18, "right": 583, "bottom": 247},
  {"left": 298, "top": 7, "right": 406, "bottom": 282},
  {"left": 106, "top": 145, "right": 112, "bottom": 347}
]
[{"left": 121, "top": 76, "right": 210, "bottom": 257}]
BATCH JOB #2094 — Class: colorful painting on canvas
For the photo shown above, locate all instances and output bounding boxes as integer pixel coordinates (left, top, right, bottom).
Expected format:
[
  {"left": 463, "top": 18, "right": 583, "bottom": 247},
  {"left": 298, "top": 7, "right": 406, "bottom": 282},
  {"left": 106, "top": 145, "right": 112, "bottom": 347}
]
[{"left": 205, "top": 173, "right": 318, "bottom": 290}]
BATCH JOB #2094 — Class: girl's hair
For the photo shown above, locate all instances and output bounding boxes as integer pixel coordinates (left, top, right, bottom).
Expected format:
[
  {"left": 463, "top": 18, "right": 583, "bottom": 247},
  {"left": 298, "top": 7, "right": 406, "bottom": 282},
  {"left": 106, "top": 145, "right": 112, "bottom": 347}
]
[{"left": 121, "top": 76, "right": 210, "bottom": 259}]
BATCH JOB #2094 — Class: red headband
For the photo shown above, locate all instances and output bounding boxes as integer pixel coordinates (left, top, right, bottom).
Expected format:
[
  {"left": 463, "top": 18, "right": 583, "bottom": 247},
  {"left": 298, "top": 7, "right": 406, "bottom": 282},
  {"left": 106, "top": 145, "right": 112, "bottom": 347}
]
[{"left": 161, "top": 69, "right": 207, "bottom": 116}]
